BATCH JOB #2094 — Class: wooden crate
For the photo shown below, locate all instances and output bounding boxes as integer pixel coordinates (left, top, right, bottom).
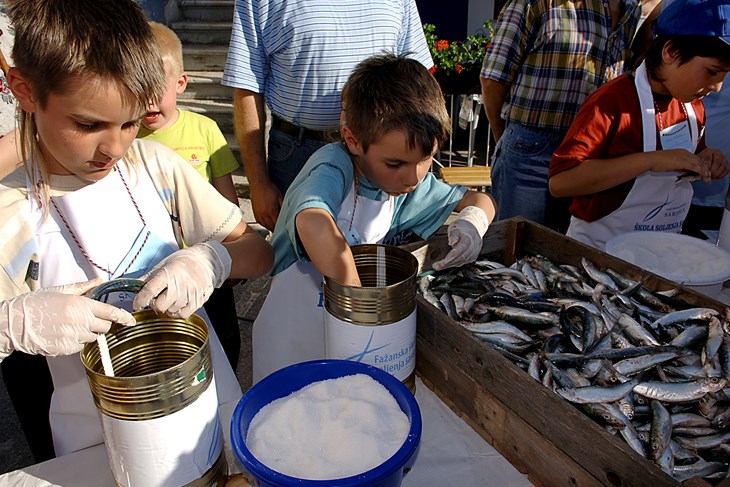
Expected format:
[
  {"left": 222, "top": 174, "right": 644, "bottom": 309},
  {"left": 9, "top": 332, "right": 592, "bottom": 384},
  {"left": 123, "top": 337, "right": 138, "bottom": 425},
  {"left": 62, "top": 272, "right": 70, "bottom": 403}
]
[{"left": 405, "top": 217, "right": 727, "bottom": 487}]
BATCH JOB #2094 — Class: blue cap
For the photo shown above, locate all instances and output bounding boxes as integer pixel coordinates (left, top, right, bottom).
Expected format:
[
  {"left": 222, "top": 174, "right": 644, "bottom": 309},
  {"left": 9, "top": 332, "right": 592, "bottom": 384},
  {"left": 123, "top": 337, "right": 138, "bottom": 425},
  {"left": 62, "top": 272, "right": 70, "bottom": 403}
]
[{"left": 655, "top": 0, "right": 730, "bottom": 44}]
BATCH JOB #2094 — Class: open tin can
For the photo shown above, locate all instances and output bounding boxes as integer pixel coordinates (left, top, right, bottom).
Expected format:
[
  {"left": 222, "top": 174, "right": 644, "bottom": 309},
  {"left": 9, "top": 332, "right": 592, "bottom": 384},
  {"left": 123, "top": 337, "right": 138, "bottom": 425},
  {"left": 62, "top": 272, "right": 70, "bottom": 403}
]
[
  {"left": 80, "top": 279, "right": 226, "bottom": 487},
  {"left": 324, "top": 244, "right": 419, "bottom": 393}
]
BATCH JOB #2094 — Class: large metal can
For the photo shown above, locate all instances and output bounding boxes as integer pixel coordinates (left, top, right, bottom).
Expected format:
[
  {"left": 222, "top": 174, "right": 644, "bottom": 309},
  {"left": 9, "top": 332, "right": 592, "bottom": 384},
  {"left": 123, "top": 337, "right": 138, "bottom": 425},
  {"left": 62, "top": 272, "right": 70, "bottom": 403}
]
[
  {"left": 324, "top": 244, "right": 418, "bottom": 393},
  {"left": 81, "top": 279, "right": 226, "bottom": 487}
]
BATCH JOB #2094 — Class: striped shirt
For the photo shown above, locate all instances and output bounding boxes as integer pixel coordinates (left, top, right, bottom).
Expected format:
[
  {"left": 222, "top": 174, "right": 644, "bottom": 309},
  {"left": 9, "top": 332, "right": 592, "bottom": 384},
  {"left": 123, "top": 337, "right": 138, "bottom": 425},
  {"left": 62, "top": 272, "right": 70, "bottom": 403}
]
[
  {"left": 222, "top": 0, "right": 433, "bottom": 131},
  {"left": 481, "top": 0, "right": 640, "bottom": 130}
]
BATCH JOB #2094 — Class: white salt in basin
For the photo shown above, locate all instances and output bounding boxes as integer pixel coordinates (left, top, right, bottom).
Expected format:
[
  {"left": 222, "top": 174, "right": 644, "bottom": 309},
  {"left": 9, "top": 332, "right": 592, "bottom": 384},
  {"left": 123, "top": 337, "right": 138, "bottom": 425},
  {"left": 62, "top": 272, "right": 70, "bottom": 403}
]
[
  {"left": 606, "top": 231, "right": 730, "bottom": 298},
  {"left": 245, "top": 373, "right": 411, "bottom": 481}
]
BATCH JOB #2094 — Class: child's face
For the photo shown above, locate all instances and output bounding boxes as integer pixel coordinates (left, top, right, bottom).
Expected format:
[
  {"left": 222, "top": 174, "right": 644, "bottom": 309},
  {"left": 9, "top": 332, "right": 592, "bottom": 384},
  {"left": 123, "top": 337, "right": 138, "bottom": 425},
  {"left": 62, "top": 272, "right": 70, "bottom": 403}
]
[
  {"left": 349, "top": 130, "right": 435, "bottom": 197},
  {"left": 25, "top": 75, "right": 145, "bottom": 181},
  {"left": 662, "top": 54, "right": 728, "bottom": 102},
  {"left": 142, "top": 69, "right": 186, "bottom": 131}
]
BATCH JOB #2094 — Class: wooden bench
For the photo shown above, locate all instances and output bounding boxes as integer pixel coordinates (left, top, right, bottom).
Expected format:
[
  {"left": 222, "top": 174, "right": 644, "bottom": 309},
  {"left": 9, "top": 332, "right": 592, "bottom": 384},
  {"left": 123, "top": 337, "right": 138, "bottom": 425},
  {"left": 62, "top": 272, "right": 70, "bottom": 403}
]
[{"left": 439, "top": 166, "right": 492, "bottom": 191}]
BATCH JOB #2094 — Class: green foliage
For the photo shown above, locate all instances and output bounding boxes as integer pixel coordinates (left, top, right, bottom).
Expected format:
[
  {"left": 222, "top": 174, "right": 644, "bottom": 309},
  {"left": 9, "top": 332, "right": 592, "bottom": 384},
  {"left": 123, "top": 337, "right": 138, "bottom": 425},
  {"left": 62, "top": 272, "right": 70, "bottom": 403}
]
[{"left": 423, "top": 21, "right": 493, "bottom": 76}]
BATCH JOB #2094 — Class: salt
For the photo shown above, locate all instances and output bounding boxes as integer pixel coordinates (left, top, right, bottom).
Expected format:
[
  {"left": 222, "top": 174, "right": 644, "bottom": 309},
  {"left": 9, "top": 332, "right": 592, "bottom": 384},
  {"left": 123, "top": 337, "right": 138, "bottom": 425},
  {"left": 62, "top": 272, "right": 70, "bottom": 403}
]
[{"left": 245, "top": 373, "right": 410, "bottom": 480}]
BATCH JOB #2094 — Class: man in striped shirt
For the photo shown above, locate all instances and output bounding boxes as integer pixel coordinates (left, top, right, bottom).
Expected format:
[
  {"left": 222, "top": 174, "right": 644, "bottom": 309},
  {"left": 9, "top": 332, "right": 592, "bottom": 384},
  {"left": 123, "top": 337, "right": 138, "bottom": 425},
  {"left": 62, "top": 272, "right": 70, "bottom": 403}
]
[
  {"left": 481, "top": 0, "right": 641, "bottom": 231},
  {"left": 222, "top": 0, "right": 433, "bottom": 231}
]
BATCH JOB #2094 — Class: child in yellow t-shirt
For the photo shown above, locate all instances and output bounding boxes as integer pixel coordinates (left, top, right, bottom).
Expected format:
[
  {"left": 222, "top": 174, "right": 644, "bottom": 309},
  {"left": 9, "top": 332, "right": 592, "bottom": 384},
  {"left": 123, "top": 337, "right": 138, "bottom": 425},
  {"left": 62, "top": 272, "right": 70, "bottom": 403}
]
[{"left": 138, "top": 22, "right": 242, "bottom": 368}]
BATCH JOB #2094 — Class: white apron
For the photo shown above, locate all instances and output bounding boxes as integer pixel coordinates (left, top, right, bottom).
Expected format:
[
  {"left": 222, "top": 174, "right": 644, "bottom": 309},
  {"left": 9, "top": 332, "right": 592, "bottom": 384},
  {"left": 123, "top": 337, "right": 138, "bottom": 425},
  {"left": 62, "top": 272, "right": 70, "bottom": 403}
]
[
  {"left": 567, "top": 62, "right": 698, "bottom": 250},
  {"left": 29, "top": 165, "right": 242, "bottom": 457},
  {"left": 252, "top": 180, "right": 394, "bottom": 383}
]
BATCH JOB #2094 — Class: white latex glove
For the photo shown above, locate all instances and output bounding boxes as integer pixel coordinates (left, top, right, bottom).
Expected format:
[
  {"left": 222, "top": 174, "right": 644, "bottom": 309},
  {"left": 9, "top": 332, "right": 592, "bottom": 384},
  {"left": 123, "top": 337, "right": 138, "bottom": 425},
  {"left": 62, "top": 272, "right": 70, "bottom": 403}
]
[
  {"left": 0, "top": 279, "right": 136, "bottom": 360},
  {"left": 133, "top": 241, "right": 232, "bottom": 319},
  {"left": 432, "top": 206, "right": 489, "bottom": 271}
]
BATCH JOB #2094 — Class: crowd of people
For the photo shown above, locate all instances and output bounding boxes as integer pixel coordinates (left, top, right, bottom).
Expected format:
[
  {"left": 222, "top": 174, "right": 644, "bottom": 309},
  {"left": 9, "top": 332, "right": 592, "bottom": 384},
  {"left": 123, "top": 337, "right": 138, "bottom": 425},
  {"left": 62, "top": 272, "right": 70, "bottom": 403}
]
[{"left": 0, "top": 0, "right": 729, "bottom": 482}]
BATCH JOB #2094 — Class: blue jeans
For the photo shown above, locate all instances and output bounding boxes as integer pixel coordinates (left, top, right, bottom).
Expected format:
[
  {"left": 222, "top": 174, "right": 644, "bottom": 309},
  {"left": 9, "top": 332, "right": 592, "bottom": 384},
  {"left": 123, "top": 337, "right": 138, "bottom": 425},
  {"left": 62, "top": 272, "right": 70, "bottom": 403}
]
[
  {"left": 267, "top": 128, "right": 329, "bottom": 194},
  {"left": 490, "top": 122, "right": 568, "bottom": 230}
]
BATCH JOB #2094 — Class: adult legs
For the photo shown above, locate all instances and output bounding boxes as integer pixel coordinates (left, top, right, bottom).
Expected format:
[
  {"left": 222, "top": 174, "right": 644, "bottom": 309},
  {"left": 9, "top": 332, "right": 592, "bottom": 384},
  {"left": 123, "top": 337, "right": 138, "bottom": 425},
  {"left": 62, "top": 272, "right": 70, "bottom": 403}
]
[
  {"left": 267, "top": 129, "right": 329, "bottom": 194},
  {"left": 490, "top": 122, "right": 567, "bottom": 230}
]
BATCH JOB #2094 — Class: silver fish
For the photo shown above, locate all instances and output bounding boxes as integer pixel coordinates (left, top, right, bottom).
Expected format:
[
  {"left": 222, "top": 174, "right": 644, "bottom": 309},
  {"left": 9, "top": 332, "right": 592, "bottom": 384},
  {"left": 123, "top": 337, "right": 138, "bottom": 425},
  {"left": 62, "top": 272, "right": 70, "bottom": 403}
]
[
  {"left": 613, "top": 351, "right": 681, "bottom": 376},
  {"left": 633, "top": 377, "right": 728, "bottom": 403},
  {"left": 556, "top": 379, "right": 638, "bottom": 404},
  {"left": 650, "top": 400, "right": 672, "bottom": 462}
]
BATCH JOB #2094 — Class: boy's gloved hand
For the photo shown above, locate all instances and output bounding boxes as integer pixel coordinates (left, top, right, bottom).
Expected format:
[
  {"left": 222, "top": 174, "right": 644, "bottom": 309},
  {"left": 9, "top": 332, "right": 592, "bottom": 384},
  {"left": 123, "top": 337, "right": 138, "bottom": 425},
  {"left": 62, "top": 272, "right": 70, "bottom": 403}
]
[
  {"left": 432, "top": 206, "right": 489, "bottom": 271},
  {"left": 134, "top": 241, "right": 232, "bottom": 319},
  {"left": 0, "top": 279, "right": 136, "bottom": 360}
]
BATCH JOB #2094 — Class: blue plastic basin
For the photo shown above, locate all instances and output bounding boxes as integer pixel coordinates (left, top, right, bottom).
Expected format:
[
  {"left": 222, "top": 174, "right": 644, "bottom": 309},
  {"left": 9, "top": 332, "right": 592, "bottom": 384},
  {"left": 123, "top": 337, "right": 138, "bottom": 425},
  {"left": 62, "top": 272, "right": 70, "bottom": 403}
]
[{"left": 230, "top": 359, "right": 422, "bottom": 487}]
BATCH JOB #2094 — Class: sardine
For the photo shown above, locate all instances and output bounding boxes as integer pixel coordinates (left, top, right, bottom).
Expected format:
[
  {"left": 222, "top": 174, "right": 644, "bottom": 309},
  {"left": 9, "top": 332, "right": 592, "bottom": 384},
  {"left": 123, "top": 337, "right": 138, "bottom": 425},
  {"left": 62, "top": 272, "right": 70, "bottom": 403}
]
[
  {"left": 650, "top": 400, "right": 672, "bottom": 462},
  {"left": 633, "top": 378, "right": 728, "bottom": 403},
  {"left": 556, "top": 379, "right": 638, "bottom": 404}
]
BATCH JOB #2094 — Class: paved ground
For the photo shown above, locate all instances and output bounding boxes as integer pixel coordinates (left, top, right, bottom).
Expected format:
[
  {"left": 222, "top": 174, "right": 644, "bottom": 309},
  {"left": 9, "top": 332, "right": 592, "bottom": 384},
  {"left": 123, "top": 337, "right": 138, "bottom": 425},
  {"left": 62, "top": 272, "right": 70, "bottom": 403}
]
[{"left": 0, "top": 192, "right": 271, "bottom": 475}]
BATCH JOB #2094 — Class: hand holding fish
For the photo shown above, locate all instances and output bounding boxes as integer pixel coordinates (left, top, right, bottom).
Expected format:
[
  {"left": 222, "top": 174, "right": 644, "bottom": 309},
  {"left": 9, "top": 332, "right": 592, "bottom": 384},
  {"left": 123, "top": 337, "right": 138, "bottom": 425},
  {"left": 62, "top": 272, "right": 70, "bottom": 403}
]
[
  {"left": 134, "top": 241, "right": 232, "bottom": 319},
  {"left": 650, "top": 148, "right": 711, "bottom": 183},
  {"left": 698, "top": 147, "right": 729, "bottom": 179},
  {"left": 432, "top": 206, "right": 489, "bottom": 271}
]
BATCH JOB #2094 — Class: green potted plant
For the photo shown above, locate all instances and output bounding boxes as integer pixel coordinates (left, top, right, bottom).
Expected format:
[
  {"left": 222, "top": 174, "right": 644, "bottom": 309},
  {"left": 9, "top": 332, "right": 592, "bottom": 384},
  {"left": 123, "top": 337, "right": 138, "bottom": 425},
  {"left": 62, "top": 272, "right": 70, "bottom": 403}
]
[{"left": 424, "top": 21, "right": 493, "bottom": 95}]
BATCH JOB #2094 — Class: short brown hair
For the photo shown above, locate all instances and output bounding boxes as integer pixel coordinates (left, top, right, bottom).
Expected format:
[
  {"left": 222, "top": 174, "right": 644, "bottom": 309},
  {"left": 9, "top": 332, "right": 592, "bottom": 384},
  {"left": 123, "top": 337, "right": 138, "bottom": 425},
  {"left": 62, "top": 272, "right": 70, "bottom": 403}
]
[
  {"left": 342, "top": 53, "right": 450, "bottom": 155},
  {"left": 8, "top": 0, "right": 166, "bottom": 112}
]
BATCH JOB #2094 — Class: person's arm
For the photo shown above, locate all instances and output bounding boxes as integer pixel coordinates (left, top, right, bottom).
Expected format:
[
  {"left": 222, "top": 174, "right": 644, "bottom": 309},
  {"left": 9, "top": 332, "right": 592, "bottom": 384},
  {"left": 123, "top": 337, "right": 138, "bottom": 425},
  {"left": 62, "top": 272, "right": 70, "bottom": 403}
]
[
  {"left": 0, "top": 129, "right": 22, "bottom": 179},
  {"left": 549, "top": 148, "right": 712, "bottom": 197},
  {"left": 295, "top": 208, "right": 361, "bottom": 287},
  {"left": 221, "top": 220, "right": 275, "bottom": 279},
  {"left": 212, "top": 173, "right": 240, "bottom": 207},
  {"left": 628, "top": 0, "right": 662, "bottom": 70},
  {"left": 481, "top": 78, "right": 509, "bottom": 142},
  {"left": 454, "top": 188, "right": 497, "bottom": 223},
  {"left": 232, "top": 88, "right": 282, "bottom": 231}
]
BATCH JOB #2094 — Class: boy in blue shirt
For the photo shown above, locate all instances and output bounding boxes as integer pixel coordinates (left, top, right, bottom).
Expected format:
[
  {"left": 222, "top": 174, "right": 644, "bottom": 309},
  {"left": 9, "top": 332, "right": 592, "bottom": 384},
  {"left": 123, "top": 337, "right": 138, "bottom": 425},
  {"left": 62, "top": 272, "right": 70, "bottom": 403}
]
[{"left": 253, "top": 53, "right": 496, "bottom": 382}]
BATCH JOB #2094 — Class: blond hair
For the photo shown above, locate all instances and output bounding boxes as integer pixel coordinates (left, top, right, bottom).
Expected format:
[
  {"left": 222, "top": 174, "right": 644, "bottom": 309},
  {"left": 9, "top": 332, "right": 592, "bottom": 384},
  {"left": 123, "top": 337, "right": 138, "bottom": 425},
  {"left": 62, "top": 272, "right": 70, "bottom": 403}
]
[
  {"left": 149, "top": 21, "right": 185, "bottom": 77},
  {"left": 7, "top": 0, "right": 166, "bottom": 211}
]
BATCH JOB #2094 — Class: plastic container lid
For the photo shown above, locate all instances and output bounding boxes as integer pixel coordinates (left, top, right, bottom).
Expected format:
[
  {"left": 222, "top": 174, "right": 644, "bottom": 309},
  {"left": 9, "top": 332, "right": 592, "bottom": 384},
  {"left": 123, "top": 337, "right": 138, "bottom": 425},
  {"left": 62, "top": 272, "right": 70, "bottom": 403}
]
[{"left": 605, "top": 231, "right": 730, "bottom": 286}]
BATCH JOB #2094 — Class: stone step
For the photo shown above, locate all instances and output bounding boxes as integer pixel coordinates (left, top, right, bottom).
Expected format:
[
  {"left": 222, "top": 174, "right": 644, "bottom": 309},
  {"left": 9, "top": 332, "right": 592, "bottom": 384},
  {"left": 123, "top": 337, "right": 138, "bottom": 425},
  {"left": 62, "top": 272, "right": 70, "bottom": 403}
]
[
  {"left": 179, "top": 0, "right": 234, "bottom": 22},
  {"left": 177, "top": 98, "right": 234, "bottom": 132},
  {"left": 181, "top": 71, "right": 232, "bottom": 101},
  {"left": 171, "top": 20, "right": 232, "bottom": 45},
  {"left": 232, "top": 169, "right": 249, "bottom": 200},
  {"left": 183, "top": 44, "right": 229, "bottom": 72}
]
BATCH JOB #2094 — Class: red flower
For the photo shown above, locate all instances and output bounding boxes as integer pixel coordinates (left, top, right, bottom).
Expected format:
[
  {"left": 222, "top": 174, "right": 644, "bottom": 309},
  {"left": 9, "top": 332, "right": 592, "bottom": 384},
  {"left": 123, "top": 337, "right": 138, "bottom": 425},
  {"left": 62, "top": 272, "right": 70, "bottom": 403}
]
[
  {"left": 455, "top": 64, "right": 464, "bottom": 74},
  {"left": 429, "top": 65, "right": 437, "bottom": 74},
  {"left": 435, "top": 40, "right": 449, "bottom": 50}
]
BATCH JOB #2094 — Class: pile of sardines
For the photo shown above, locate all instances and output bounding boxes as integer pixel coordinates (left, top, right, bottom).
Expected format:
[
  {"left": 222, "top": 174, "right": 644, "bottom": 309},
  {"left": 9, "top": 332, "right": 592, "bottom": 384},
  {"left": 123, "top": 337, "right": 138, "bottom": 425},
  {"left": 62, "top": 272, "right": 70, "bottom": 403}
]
[{"left": 419, "top": 254, "right": 730, "bottom": 482}]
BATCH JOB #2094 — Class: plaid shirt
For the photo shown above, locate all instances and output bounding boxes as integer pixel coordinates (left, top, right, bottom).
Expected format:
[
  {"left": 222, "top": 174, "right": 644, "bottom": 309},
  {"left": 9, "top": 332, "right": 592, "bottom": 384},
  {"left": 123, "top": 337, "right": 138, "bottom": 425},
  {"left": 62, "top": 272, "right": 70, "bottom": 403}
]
[{"left": 482, "top": 0, "right": 640, "bottom": 130}]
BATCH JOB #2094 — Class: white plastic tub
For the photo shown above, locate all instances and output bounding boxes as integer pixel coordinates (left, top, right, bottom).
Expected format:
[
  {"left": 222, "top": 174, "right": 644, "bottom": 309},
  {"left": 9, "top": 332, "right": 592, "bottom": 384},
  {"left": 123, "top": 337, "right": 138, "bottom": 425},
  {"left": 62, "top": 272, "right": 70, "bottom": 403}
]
[{"left": 606, "top": 231, "right": 730, "bottom": 299}]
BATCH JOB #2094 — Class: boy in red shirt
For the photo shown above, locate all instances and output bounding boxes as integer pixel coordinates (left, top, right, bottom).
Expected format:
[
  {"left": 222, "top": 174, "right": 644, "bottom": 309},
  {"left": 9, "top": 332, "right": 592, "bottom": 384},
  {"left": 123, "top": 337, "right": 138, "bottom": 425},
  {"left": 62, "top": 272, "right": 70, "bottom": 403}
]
[{"left": 549, "top": 0, "right": 730, "bottom": 250}]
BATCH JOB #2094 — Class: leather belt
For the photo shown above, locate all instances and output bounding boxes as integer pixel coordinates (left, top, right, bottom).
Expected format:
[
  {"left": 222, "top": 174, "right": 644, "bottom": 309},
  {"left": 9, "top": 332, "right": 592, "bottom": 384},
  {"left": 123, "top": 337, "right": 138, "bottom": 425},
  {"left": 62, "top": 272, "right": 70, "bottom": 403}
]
[{"left": 270, "top": 115, "right": 339, "bottom": 142}]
